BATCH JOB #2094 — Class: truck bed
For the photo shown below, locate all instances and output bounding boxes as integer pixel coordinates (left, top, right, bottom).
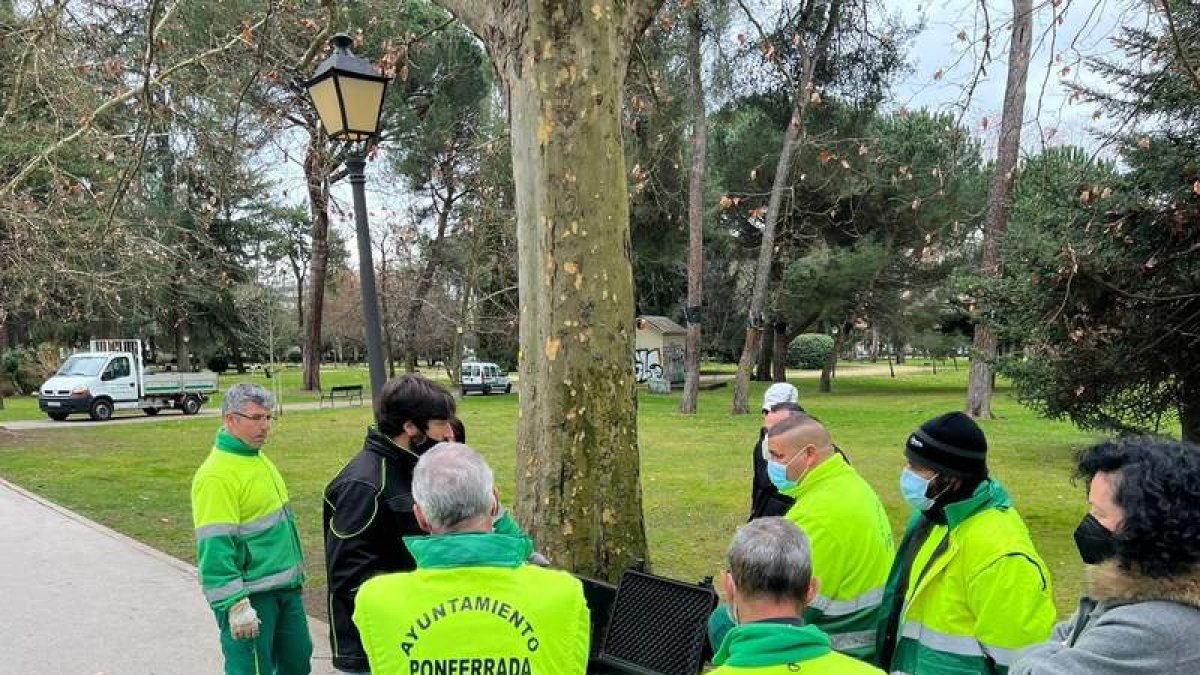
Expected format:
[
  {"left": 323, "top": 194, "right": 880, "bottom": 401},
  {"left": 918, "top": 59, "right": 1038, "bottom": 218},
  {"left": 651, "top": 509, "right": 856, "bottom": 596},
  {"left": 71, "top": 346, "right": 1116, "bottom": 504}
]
[{"left": 142, "top": 371, "right": 219, "bottom": 395}]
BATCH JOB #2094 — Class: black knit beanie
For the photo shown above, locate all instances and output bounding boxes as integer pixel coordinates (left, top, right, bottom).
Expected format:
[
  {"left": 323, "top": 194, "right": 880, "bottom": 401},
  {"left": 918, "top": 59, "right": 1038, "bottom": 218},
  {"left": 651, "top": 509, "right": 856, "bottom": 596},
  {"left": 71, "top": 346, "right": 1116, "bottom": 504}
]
[{"left": 905, "top": 411, "right": 989, "bottom": 479}]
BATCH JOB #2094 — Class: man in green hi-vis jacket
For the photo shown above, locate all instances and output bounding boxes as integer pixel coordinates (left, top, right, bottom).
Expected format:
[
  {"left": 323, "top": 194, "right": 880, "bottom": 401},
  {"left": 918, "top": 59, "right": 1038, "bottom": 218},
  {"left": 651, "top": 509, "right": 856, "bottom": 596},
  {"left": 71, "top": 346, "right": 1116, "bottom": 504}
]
[
  {"left": 353, "top": 443, "right": 590, "bottom": 675},
  {"left": 191, "top": 383, "right": 312, "bottom": 675},
  {"left": 710, "top": 517, "right": 884, "bottom": 675}
]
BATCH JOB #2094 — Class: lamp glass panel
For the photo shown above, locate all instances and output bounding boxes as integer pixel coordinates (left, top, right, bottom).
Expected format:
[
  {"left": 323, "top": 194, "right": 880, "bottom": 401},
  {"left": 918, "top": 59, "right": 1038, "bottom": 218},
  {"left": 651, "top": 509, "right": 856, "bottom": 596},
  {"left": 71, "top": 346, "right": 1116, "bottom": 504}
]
[
  {"left": 338, "top": 77, "right": 385, "bottom": 135},
  {"left": 308, "top": 78, "right": 346, "bottom": 136}
]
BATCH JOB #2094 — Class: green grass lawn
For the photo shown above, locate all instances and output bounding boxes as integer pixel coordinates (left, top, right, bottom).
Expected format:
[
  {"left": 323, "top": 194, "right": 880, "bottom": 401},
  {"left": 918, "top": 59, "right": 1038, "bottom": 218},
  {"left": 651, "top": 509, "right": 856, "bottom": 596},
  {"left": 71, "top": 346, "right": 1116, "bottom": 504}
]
[{"left": 0, "top": 368, "right": 1098, "bottom": 621}]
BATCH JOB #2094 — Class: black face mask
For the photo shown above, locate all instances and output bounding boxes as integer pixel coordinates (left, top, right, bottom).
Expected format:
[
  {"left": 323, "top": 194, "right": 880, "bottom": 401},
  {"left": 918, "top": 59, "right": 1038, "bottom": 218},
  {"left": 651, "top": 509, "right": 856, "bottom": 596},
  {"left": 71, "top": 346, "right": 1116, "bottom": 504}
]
[
  {"left": 1074, "top": 514, "right": 1119, "bottom": 565},
  {"left": 413, "top": 434, "right": 440, "bottom": 454}
]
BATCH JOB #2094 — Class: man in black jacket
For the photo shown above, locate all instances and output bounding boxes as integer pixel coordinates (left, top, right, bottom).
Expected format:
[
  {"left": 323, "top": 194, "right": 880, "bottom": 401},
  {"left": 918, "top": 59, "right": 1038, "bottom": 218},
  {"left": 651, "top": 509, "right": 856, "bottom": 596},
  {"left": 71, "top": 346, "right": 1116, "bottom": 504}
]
[
  {"left": 749, "top": 383, "right": 805, "bottom": 520},
  {"left": 322, "top": 375, "right": 456, "bottom": 674}
]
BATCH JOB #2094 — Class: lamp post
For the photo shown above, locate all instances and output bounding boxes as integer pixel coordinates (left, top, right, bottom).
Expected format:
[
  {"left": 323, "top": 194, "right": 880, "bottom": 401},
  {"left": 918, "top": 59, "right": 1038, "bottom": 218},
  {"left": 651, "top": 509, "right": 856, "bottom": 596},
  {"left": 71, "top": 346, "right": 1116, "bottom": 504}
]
[{"left": 305, "top": 34, "right": 390, "bottom": 403}]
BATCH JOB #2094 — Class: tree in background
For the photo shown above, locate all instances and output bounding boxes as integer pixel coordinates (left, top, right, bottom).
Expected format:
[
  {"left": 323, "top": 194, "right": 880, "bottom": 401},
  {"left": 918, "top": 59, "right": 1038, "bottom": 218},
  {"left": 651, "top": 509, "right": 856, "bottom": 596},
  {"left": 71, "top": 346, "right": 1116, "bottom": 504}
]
[
  {"left": 985, "top": 0, "right": 1200, "bottom": 440},
  {"left": 965, "top": 0, "right": 1033, "bottom": 419}
]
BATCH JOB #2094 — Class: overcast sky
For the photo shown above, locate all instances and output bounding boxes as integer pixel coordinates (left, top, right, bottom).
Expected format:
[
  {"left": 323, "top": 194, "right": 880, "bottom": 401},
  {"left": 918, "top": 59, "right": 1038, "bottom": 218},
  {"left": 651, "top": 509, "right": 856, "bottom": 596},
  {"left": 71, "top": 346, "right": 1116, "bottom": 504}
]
[
  {"left": 884, "top": 0, "right": 1147, "bottom": 156},
  {"left": 260, "top": 1, "right": 1147, "bottom": 271}
]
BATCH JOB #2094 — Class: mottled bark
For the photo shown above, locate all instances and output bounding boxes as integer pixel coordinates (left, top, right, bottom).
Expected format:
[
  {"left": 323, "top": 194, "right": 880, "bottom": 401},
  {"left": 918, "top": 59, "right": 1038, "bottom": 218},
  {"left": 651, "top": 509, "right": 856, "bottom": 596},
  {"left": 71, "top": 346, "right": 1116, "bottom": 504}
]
[
  {"left": 967, "top": 0, "right": 1032, "bottom": 419},
  {"left": 435, "top": 0, "right": 660, "bottom": 581}
]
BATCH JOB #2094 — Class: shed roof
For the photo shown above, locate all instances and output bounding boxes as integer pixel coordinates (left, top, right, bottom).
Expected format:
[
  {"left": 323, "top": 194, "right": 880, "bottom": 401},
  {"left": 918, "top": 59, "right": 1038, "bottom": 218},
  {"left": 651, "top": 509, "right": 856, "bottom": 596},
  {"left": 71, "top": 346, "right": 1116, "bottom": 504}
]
[{"left": 636, "top": 315, "right": 686, "bottom": 335}]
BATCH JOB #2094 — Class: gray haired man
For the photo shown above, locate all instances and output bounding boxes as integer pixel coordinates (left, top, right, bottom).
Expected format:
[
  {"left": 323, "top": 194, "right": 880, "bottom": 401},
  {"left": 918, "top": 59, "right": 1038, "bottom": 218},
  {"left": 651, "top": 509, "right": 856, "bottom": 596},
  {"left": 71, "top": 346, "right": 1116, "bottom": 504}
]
[
  {"left": 709, "top": 517, "right": 883, "bottom": 674},
  {"left": 352, "top": 443, "right": 590, "bottom": 674},
  {"left": 191, "top": 383, "right": 312, "bottom": 674}
]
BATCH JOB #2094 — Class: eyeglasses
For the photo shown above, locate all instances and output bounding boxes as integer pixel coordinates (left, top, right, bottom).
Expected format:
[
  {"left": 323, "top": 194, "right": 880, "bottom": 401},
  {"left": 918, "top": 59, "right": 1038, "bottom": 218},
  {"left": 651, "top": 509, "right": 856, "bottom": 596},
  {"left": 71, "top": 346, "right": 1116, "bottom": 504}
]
[{"left": 232, "top": 412, "right": 275, "bottom": 422}]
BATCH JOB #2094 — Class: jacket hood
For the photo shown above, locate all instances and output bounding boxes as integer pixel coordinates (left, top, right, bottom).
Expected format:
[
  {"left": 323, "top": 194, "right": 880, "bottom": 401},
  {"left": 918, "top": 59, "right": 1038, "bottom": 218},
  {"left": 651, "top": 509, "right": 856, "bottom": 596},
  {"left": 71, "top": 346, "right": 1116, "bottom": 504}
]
[{"left": 1089, "top": 560, "right": 1200, "bottom": 610}]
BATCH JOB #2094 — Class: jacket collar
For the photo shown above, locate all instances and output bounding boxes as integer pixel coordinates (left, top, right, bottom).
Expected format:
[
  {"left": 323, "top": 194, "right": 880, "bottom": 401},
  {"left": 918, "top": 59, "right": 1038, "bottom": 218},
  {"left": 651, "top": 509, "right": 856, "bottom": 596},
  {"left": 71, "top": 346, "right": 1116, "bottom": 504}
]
[
  {"left": 941, "top": 478, "right": 1011, "bottom": 530},
  {"left": 363, "top": 426, "right": 420, "bottom": 466},
  {"left": 214, "top": 427, "right": 258, "bottom": 456},
  {"left": 782, "top": 452, "right": 850, "bottom": 500},
  {"left": 1088, "top": 560, "right": 1200, "bottom": 610},
  {"left": 404, "top": 532, "right": 533, "bottom": 569},
  {"left": 713, "top": 620, "right": 831, "bottom": 668}
]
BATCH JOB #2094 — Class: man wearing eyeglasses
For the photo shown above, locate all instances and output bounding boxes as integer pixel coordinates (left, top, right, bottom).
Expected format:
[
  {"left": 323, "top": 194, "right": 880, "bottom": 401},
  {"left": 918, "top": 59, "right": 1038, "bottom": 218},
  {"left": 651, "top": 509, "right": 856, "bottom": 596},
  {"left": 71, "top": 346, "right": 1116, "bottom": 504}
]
[{"left": 191, "top": 383, "right": 312, "bottom": 675}]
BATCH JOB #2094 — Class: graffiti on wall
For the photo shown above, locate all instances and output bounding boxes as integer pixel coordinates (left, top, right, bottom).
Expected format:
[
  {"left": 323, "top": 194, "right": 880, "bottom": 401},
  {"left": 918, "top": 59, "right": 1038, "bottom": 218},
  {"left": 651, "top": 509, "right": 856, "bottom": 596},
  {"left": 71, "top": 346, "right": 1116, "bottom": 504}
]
[
  {"left": 635, "top": 348, "right": 663, "bottom": 383},
  {"left": 635, "top": 343, "right": 686, "bottom": 383}
]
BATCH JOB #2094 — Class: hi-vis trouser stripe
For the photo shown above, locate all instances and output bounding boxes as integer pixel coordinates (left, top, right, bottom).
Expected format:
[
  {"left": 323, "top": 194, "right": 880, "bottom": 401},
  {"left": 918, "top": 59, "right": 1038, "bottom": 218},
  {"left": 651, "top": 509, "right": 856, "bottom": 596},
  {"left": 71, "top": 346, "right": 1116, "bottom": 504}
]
[
  {"left": 900, "top": 621, "right": 1019, "bottom": 667},
  {"left": 195, "top": 505, "right": 294, "bottom": 541}
]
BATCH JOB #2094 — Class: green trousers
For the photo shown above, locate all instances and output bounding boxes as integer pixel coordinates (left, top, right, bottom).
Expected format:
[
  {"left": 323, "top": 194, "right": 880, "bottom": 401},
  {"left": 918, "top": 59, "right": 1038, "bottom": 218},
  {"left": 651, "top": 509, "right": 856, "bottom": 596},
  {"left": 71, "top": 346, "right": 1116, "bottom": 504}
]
[{"left": 214, "top": 587, "right": 313, "bottom": 675}]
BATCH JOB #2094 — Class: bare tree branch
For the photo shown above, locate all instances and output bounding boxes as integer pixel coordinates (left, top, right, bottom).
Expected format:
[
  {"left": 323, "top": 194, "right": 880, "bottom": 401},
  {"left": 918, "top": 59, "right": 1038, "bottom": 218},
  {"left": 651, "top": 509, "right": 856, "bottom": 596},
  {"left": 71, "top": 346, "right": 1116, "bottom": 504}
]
[{"left": 0, "top": 13, "right": 272, "bottom": 200}]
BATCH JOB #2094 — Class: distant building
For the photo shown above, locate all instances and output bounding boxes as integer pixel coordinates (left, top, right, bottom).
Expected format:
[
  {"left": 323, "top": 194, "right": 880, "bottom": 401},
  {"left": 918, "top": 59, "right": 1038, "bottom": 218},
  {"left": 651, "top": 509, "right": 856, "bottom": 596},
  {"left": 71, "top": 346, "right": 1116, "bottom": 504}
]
[{"left": 634, "top": 315, "right": 686, "bottom": 385}]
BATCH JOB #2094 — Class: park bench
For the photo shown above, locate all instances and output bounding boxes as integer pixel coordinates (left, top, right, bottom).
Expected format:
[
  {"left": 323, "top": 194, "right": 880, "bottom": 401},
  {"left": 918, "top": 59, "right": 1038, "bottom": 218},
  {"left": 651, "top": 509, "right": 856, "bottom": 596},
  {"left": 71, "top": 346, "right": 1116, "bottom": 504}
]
[{"left": 319, "top": 384, "right": 364, "bottom": 408}]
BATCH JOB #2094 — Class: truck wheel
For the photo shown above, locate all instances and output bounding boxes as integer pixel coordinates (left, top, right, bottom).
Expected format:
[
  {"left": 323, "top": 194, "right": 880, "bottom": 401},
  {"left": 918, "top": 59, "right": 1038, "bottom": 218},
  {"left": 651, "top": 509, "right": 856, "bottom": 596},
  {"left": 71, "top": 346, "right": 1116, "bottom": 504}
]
[
  {"left": 89, "top": 400, "right": 114, "bottom": 422},
  {"left": 47, "top": 412, "right": 69, "bottom": 421},
  {"left": 143, "top": 407, "right": 160, "bottom": 416},
  {"left": 504, "top": 384, "right": 512, "bottom": 394},
  {"left": 482, "top": 385, "right": 491, "bottom": 396},
  {"left": 181, "top": 396, "right": 201, "bottom": 415}
]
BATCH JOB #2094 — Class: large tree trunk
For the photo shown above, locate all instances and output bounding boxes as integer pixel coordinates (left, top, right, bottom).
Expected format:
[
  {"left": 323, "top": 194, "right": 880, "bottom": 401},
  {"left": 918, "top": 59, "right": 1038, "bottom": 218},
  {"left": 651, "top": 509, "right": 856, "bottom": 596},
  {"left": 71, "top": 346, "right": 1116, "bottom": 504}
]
[
  {"left": 731, "top": 0, "right": 843, "bottom": 413},
  {"left": 436, "top": 0, "right": 660, "bottom": 581},
  {"left": 404, "top": 187, "right": 455, "bottom": 373},
  {"left": 679, "top": 2, "right": 706, "bottom": 416},
  {"left": 966, "top": 0, "right": 1032, "bottom": 419},
  {"left": 302, "top": 130, "right": 332, "bottom": 392}
]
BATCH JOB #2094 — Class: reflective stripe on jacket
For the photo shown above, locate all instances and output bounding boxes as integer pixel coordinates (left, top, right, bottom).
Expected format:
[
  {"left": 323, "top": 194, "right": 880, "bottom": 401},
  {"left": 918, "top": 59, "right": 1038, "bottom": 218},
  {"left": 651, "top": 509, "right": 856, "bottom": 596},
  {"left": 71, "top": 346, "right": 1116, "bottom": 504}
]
[
  {"left": 783, "top": 453, "right": 895, "bottom": 660},
  {"left": 191, "top": 428, "right": 305, "bottom": 611},
  {"left": 878, "top": 480, "right": 1056, "bottom": 675}
]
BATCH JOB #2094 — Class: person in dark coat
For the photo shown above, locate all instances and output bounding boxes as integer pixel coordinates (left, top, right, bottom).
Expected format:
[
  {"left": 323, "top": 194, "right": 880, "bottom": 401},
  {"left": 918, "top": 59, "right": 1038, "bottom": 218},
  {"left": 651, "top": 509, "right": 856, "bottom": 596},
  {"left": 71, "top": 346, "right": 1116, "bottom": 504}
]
[
  {"left": 1011, "top": 436, "right": 1200, "bottom": 675},
  {"left": 322, "top": 375, "right": 456, "bottom": 674},
  {"left": 749, "top": 383, "right": 805, "bottom": 520}
]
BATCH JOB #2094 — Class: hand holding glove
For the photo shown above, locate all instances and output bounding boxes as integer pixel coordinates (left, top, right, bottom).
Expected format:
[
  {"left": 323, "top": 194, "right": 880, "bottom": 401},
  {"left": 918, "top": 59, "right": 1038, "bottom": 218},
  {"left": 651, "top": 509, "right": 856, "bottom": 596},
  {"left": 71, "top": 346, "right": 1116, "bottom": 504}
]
[{"left": 229, "top": 597, "right": 261, "bottom": 640}]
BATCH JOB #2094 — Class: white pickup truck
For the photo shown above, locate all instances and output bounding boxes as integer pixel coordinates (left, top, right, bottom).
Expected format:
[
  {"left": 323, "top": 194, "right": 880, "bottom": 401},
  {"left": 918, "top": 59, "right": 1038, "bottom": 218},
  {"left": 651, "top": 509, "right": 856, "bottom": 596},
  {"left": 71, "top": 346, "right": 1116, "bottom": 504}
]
[{"left": 37, "top": 339, "right": 219, "bottom": 421}]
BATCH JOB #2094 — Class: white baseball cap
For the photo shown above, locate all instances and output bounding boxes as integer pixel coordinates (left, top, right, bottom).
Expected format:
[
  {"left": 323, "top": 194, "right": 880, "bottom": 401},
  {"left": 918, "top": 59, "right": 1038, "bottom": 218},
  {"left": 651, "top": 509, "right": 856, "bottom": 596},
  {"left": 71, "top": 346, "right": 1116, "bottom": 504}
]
[{"left": 762, "top": 382, "right": 799, "bottom": 413}]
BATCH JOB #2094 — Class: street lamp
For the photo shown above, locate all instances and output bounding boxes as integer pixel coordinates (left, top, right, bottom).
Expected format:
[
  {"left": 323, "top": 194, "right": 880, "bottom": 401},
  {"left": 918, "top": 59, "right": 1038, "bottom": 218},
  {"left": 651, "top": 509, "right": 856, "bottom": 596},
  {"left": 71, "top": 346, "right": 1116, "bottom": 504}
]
[{"left": 305, "top": 33, "right": 390, "bottom": 403}]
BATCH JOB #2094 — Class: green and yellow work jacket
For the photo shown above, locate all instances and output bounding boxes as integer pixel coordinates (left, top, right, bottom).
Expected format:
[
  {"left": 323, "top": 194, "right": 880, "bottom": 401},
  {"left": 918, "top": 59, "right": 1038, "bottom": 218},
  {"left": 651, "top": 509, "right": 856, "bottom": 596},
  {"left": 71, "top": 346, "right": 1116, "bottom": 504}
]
[
  {"left": 710, "top": 620, "right": 885, "bottom": 674},
  {"left": 711, "top": 455, "right": 894, "bottom": 660},
  {"left": 875, "top": 480, "right": 1056, "bottom": 674},
  {"left": 353, "top": 532, "right": 590, "bottom": 675},
  {"left": 191, "top": 427, "right": 305, "bottom": 611}
]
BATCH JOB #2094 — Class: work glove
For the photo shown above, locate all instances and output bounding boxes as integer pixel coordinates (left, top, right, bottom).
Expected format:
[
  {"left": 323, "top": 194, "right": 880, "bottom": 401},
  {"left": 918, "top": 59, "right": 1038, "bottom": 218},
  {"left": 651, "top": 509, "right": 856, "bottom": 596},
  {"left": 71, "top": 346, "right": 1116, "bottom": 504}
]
[{"left": 229, "top": 597, "right": 261, "bottom": 640}]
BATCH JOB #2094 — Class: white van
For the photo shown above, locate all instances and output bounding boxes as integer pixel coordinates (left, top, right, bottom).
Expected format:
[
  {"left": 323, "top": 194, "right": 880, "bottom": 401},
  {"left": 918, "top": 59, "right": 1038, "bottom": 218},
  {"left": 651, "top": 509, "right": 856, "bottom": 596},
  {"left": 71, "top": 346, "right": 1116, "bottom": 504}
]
[{"left": 459, "top": 361, "right": 511, "bottom": 396}]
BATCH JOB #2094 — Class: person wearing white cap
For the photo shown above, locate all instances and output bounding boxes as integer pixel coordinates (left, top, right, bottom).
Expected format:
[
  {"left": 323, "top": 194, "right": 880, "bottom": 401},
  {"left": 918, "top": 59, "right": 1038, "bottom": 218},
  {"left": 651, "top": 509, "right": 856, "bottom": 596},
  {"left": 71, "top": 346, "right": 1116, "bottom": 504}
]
[{"left": 749, "top": 383, "right": 804, "bottom": 520}]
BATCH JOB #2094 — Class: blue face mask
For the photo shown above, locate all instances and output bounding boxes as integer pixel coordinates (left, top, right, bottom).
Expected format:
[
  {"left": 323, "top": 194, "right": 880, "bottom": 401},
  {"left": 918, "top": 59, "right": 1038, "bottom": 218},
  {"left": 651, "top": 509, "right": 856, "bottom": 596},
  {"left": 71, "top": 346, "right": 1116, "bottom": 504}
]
[
  {"left": 767, "top": 451, "right": 806, "bottom": 491},
  {"left": 900, "top": 468, "right": 938, "bottom": 511}
]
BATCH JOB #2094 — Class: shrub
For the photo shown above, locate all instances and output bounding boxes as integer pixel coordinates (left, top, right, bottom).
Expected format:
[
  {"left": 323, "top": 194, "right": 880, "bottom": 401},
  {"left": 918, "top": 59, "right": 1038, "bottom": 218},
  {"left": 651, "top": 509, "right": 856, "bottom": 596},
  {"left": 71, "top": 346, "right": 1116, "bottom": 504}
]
[
  {"left": 788, "top": 334, "right": 834, "bottom": 370},
  {"left": 206, "top": 354, "right": 229, "bottom": 374},
  {"left": 1, "top": 347, "right": 55, "bottom": 395}
]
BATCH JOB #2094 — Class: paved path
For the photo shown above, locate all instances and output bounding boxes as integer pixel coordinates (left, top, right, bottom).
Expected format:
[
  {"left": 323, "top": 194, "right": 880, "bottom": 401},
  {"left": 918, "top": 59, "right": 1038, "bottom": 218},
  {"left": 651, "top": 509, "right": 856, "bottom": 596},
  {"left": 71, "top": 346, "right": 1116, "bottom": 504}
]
[{"left": 0, "top": 478, "right": 336, "bottom": 675}]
